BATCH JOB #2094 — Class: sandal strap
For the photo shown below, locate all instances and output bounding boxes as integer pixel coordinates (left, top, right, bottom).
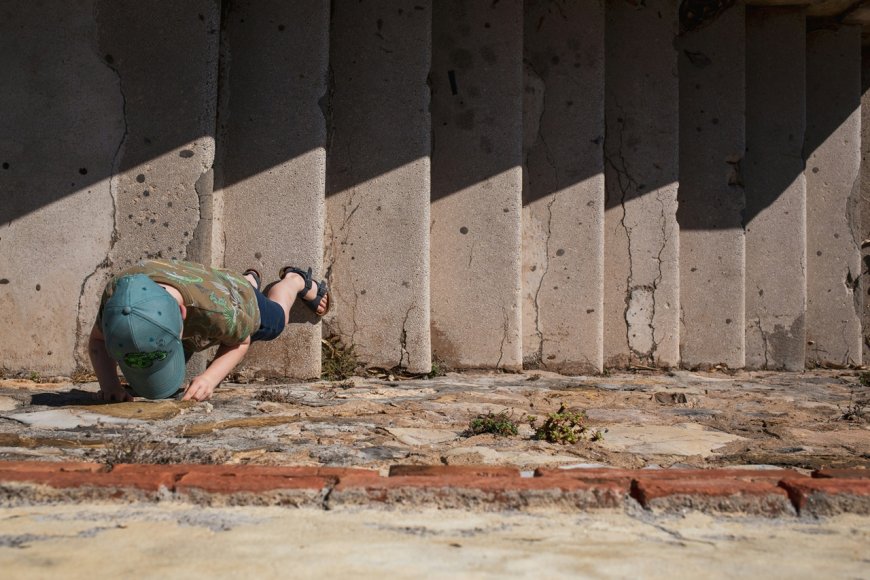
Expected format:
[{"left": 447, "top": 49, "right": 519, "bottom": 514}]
[{"left": 279, "top": 266, "right": 314, "bottom": 297}]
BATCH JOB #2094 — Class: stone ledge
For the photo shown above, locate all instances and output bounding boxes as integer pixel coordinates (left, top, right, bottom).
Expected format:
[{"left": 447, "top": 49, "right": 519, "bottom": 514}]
[
  {"left": 779, "top": 478, "right": 870, "bottom": 516},
  {"left": 812, "top": 468, "right": 870, "bottom": 479},
  {"left": 1, "top": 461, "right": 869, "bottom": 515},
  {"left": 631, "top": 478, "right": 796, "bottom": 516}
]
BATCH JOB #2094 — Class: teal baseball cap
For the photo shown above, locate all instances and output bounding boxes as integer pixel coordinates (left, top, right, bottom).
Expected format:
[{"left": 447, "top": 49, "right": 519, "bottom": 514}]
[{"left": 101, "top": 274, "right": 185, "bottom": 399}]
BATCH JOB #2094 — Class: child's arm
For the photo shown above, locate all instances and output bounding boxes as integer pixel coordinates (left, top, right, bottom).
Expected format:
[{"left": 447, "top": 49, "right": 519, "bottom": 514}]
[
  {"left": 88, "top": 324, "right": 133, "bottom": 402},
  {"left": 182, "top": 337, "right": 251, "bottom": 402}
]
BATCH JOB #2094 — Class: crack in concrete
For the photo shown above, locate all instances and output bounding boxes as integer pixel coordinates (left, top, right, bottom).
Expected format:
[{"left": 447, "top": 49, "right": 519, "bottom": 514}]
[
  {"left": 605, "top": 103, "right": 659, "bottom": 364},
  {"left": 398, "top": 304, "right": 416, "bottom": 368},
  {"left": 524, "top": 59, "right": 559, "bottom": 368},
  {"left": 495, "top": 307, "right": 510, "bottom": 369},
  {"left": 75, "top": 4, "right": 127, "bottom": 369}
]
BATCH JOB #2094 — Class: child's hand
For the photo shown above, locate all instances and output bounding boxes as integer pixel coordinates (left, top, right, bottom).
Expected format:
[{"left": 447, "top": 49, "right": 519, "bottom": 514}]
[
  {"left": 182, "top": 375, "right": 218, "bottom": 402},
  {"left": 96, "top": 387, "right": 133, "bottom": 403}
]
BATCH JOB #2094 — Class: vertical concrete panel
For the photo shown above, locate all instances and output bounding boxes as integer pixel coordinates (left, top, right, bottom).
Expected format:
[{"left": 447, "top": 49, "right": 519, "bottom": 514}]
[
  {"left": 677, "top": 5, "right": 746, "bottom": 369},
  {"left": 861, "top": 46, "right": 870, "bottom": 363},
  {"left": 431, "top": 0, "right": 523, "bottom": 369},
  {"left": 218, "top": 1, "right": 328, "bottom": 379},
  {"left": 326, "top": 1, "right": 431, "bottom": 373},
  {"left": 0, "top": 1, "right": 122, "bottom": 374},
  {"left": 522, "top": 0, "right": 604, "bottom": 374},
  {"left": 603, "top": 0, "right": 680, "bottom": 369},
  {"left": 96, "top": 1, "right": 219, "bottom": 274},
  {"left": 806, "top": 26, "right": 862, "bottom": 367},
  {"left": 744, "top": 8, "right": 806, "bottom": 371},
  {"left": 94, "top": 0, "right": 220, "bottom": 378}
]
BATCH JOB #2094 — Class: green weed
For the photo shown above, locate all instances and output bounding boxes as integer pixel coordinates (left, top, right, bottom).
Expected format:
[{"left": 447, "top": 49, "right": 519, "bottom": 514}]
[
  {"left": 531, "top": 403, "right": 603, "bottom": 444},
  {"left": 321, "top": 336, "right": 359, "bottom": 381},
  {"left": 466, "top": 411, "right": 520, "bottom": 437}
]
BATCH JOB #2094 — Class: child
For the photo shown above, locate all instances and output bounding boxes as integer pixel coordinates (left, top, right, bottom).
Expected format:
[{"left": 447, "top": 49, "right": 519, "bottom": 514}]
[{"left": 88, "top": 259, "right": 329, "bottom": 402}]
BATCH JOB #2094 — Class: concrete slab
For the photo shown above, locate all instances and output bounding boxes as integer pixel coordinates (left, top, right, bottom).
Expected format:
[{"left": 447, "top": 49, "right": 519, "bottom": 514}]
[
  {"left": 4, "top": 409, "right": 144, "bottom": 430},
  {"left": 218, "top": 1, "right": 329, "bottom": 378},
  {"left": 521, "top": 0, "right": 604, "bottom": 373},
  {"left": 805, "top": 25, "right": 863, "bottom": 367},
  {"left": 677, "top": 4, "right": 747, "bottom": 369},
  {"left": 603, "top": 0, "right": 680, "bottom": 369},
  {"left": 326, "top": 0, "right": 431, "bottom": 372},
  {"left": 744, "top": 7, "right": 807, "bottom": 370},
  {"left": 0, "top": 1, "right": 122, "bottom": 375},
  {"left": 599, "top": 423, "right": 745, "bottom": 457},
  {"left": 431, "top": 0, "right": 523, "bottom": 370}
]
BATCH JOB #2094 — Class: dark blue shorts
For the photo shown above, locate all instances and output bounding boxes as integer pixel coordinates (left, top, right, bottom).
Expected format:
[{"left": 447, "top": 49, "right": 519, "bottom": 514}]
[{"left": 250, "top": 286, "right": 286, "bottom": 342}]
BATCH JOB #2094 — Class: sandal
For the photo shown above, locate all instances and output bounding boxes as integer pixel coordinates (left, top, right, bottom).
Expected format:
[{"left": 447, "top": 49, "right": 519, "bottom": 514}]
[
  {"left": 243, "top": 268, "right": 262, "bottom": 290},
  {"left": 279, "top": 266, "right": 330, "bottom": 316}
]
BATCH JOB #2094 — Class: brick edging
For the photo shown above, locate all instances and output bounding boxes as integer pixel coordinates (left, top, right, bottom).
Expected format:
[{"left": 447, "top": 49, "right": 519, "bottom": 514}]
[{"left": 0, "top": 461, "right": 868, "bottom": 516}]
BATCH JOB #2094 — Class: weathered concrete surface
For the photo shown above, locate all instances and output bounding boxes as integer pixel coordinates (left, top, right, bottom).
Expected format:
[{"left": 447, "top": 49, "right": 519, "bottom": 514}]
[
  {"left": 862, "top": 45, "right": 870, "bottom": 364},
  {"left": 2, "top": 370, "right": 868, "bottom": 471},
  {"left": 603, "top": 0, "right": 680, "bottom": 369},
  {"left": 431, "top": 0, "right": 523, "bottom": 370},
  {"left": 0, "top": 1, "right": 219, "bottom": 376},
  {"left": 1, "top": 505, "right": 869, "bottom": 578},
  {"left": 677, "top": 5, "right": 746, "bottom": 369},
  {"left": 806, "top": 26, "right": 863, "bottom": 368},
  {"left": 326, "top": 1, "right": 431, "bottom": 373},
  {"left": 744, "top": 7, "right": 806, "bottom": 370},
  {"left": 521, "top": 0, "right": 604, "bottom": 374},
  {"left": 0, "top": 1, "right": 121, "bottom": 376},
  {"left": 218, "top": 1, "right": 329, "bottom": 379}
]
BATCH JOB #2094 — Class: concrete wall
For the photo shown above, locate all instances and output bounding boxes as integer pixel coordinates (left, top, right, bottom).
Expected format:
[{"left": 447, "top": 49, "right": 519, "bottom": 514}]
[
  {"left": 218, "top": 0, "right": 329, "bottom": 379},
  {"left": 0, "top": 0, "right": 219, "bottom": 375},
  {"left": 430, "top": 0, "right": 523, "bottom": 370},
  {"left": 2, "top": 4, "right": 868, "bottom": 378},
  {"left": 603, "top": 0, "right": 680, "bottom": 369},
  {"left": 326, "top": 0, "right": 431, "bottom": 373},
  {"left": 677, "top": 4, "right": 747, "bottom": 369},
  {"left": 805, "top": 25, "right": 862, "bottom": 367},
  {"left": 522, "top": 0, "right": 604, "bottom": 374},
  {"left": 744, "top": 7, "right": 806, "bottom": 370}
]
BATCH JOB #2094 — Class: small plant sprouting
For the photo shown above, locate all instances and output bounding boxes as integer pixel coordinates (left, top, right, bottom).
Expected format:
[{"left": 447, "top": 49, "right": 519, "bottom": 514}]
[
  {"left": 27, "top": 371, "right": 41, "bottom": 382},
  {"left": 427, "top": 356, "right": 448, "bottom": 378},
  {"left": 466, "top": 411, "right": 520, "bottom": 437},
  {"left": 858, "top": 371, "right": 870, "bottom": 389},
  {"left": 530, "top": 403, "right": 603, "bottom": 444},
  {"left": 321, "top": 337, "right": 359, "bottom": 381}
]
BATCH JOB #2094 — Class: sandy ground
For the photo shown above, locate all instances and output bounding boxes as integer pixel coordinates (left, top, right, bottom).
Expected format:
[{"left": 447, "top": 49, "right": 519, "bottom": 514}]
[
  {"left": 0, "top": 503, "right": 868, "bottom": 579},
  {"left": 0, "top": 369, "right": 867, "bottom": 471}
]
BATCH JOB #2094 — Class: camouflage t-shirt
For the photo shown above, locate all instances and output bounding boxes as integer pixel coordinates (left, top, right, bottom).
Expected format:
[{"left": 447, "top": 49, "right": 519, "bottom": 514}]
[{"left": 98, "top": 259, "right": 260, "bottom": 354}]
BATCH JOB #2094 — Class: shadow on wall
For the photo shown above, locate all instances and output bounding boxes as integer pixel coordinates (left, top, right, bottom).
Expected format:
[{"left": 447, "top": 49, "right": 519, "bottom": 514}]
[{"left": 0, "top": 1, "right": 861, "bottom": 230}]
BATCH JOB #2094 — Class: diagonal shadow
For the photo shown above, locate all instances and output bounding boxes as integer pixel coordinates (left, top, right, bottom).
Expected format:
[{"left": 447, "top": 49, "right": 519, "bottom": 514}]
[{"left": 0, "top": 1, "right": 862, "bottom": 234}]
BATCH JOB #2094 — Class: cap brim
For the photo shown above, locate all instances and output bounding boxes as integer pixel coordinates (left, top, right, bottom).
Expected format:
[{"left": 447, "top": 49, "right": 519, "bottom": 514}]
[{"left": 118, "top": 342, "right": 186, "bottom": 400}]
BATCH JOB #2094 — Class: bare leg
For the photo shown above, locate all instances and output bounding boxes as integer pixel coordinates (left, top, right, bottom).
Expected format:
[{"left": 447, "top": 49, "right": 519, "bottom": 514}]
[{"left": 244, "top": 272, "right": 328, "bottom": 324}]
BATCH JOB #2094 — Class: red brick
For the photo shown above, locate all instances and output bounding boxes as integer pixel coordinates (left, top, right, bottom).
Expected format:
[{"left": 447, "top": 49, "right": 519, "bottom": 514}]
[
  {"left": 330, "top": 473, "right": 627, "bottom": 510},
  {"left": 535, "top": 467, "right": 806, "bottom": 481},
  {"left": 0, "top": 461, "right": 105, "bottom": 474},
  {"left": 779, "top": 478, "right": 870, "bottom": 516},
  {"left": 632, "top": 478, "right": 794, "bottom": 516},
  {"left": 0, "top": 468, "right": 174, "bottom": 492},
  {"left": 812, "top": 468, "right": 870, "bottom": 479},
  {"left": 119, "top": 463, "right": 377, "bottom": 480},
  {"left": 176, "top": 472, "right": 332, "bottom": 494},
  {"left": 388, "top": 465, "right": 519, "bottom": 478}
]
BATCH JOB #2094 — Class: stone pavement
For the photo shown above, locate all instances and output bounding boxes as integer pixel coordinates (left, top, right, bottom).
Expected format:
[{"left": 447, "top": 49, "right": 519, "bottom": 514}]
[
  {"left": 1, "top": 369, "right": 868, "bottom": 472},
  {"left": 1, "top": 369, "right": 869, "bottom": 577}
]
